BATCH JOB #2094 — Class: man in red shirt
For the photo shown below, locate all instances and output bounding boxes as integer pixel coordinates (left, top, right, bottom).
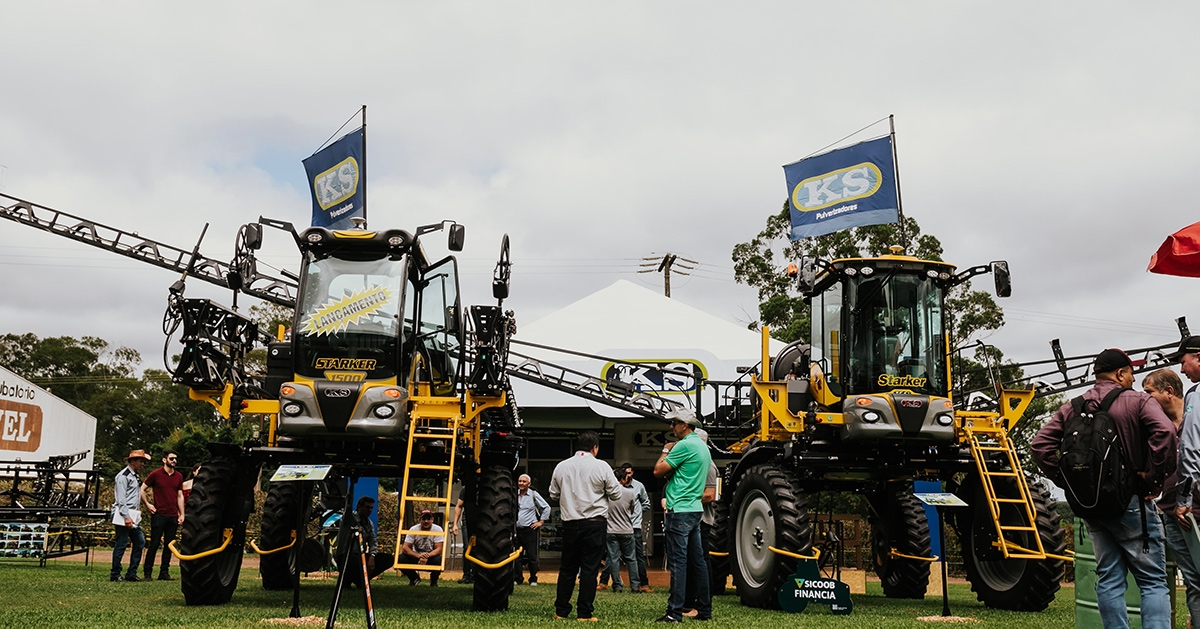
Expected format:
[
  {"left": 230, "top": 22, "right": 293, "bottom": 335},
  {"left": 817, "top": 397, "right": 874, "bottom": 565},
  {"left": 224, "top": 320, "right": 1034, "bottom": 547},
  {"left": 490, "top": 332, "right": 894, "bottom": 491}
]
[{"left": 140, "top": 449, "right": 185, "bottom": 581}]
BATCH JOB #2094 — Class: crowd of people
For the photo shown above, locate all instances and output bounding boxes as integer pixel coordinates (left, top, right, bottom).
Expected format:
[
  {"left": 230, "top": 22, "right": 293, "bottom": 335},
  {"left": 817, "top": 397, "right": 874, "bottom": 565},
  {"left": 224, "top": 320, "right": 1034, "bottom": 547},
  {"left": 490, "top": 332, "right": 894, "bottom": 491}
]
[
  {"left": 1033, "top": 338, "right": 1200, "bottom": 629},
  {"left": 548, "top": 409, "right": 714, "bottom": 623}
]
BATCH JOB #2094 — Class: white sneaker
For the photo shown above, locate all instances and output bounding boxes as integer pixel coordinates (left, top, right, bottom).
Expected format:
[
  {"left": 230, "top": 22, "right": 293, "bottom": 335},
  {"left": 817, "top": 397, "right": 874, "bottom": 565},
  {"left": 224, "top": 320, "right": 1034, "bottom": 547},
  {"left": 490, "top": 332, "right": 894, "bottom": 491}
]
[{"left": 530, "top": 581, "right": 539, "bottom": 587}]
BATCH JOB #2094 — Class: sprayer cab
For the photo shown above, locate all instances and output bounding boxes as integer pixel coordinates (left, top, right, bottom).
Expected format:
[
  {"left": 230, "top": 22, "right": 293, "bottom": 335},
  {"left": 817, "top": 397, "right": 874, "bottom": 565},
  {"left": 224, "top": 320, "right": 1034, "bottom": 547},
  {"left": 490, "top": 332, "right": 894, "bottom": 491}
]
[{"left": 784, "top": 251, "right": 1010, "bottom": 443}]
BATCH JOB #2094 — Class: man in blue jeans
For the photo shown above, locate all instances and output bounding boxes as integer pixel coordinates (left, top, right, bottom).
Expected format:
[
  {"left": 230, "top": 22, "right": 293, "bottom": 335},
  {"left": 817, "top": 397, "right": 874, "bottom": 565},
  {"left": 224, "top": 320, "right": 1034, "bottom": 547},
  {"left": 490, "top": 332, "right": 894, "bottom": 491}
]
[
  {"left": 110, "top": 450, "right": 151, "bottom": 582},
  {"left": 1144, "top": 367, "right": 1200, "bottom": 627},
  {"left": 653, "top": 409, "right": 712, "bottom": 623},
  {"left": 1033, "top": 349, "right": 1177, "bottom": 629}
]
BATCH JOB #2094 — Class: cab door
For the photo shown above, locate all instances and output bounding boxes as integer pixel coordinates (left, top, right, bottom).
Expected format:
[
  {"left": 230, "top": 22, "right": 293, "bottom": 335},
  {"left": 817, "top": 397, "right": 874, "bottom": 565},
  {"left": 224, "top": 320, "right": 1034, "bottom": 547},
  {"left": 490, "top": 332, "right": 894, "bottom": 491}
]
[{"left": 414, "top": 257, "right": 463, "bottom": 394}]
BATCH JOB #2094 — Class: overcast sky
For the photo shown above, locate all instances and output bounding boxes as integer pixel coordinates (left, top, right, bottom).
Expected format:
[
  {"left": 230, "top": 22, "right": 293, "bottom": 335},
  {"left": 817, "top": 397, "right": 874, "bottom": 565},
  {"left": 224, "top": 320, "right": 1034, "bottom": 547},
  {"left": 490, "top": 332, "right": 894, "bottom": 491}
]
[{"left": 2, "top": 2, "right": 1198, "bottom": 385}]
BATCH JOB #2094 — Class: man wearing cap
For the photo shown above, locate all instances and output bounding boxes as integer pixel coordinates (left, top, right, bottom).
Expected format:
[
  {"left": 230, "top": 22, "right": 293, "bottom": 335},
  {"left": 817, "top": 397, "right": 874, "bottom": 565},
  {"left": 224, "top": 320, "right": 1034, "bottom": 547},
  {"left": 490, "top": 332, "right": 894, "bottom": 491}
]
[
  {"left": 335, "top": 496, "right": 395, "bottom": 588},
  {"left": 110, "top": 450, "right": 151, "bottom": 582},
  {"left": 401, "top": 509, "right": 444, "bottom": 586},
  {"left": 653, "top": 410, "right": 712, "bottom": 623},
  {"left": 1033, "top": 348, "right": 1177, "bottom": 629},
  {"left": 1170, "top": 337, "right": 1200, "bottom": 533},
  {"left": 140, "top": 449, "right": 184, "bottom": 581},
  {"left": 549, "top": 430, "right": 623, "bottom": 621},
  {"left": 514, "top": 473, "right": 551, "bottom": 586}
]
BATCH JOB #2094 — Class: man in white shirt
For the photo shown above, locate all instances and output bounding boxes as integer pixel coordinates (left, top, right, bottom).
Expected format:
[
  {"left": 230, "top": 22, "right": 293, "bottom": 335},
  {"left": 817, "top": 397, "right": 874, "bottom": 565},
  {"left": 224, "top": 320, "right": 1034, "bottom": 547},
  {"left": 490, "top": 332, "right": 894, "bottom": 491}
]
[{"left": 549, "top": 431, "right": 623, "bottom": 621}]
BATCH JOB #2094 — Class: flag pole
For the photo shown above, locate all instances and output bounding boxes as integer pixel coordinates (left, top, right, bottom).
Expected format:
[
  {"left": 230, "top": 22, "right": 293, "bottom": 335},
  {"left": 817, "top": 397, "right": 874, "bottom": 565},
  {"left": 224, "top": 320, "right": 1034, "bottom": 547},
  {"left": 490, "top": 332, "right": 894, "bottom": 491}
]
[
  {"left": 360, "top": 106, "right": 364, "bottom": 225},
  {"left": 889, "top": 114, "right": 908, "bottom": 252}
]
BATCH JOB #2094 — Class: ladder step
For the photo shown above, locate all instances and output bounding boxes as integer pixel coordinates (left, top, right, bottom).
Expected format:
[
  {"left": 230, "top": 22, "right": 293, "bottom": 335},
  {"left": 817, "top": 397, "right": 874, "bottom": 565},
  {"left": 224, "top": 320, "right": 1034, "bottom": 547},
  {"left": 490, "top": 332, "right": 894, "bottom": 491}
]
[
  {"left": 994, "top": 498, "right": 1028, "bottom": 503},
  {"left": 404, "top": 496, "right": 451, "bottom": 503},
  {"left": 985, "top": 472, "right": 1019, "bottom": 477},
  {"left": 974, "top": 446, "right": 1011, "bottom": 452},
  {"left": 1000, "top": 526, "right": 1037, "bottom": 531},
  {"left": 408, "top": 464, "right": 453, "bottom": 471},
  {"left": 411, "top": 432, "right": 454, "bottom": 439}
]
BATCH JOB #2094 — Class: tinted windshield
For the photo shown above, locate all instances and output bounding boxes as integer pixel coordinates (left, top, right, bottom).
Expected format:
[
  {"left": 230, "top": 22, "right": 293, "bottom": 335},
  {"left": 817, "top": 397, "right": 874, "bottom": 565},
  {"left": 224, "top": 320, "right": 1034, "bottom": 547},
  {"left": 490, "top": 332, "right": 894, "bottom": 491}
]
[
  {"left": 294, "top": 255, "right": 406, "bottom": 380},
  {"left": 844, "top": 272, "right": 947, "bottom": 396}
]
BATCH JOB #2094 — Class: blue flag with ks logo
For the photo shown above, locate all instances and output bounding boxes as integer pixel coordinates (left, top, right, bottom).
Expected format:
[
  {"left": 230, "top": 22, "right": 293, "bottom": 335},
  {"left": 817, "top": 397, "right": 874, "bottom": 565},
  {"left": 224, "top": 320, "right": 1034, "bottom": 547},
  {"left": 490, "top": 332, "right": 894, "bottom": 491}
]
[
  {"left": 303, "top": 129, "right": 365, "bottom": 229},
  {"left": 783, "top": 136, "right": 898, "bottom": 241}
]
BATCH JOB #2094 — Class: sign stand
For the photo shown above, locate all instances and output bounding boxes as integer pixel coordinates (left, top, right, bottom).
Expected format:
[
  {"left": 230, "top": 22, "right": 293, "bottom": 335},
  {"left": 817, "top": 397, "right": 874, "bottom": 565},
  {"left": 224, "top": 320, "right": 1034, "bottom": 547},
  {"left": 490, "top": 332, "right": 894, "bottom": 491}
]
[
  {"left": 776, "top": 548, "right": 853, "bottom": 615},
  {"left": 914, "top": 492, "right": 969, "bottom": 618}
]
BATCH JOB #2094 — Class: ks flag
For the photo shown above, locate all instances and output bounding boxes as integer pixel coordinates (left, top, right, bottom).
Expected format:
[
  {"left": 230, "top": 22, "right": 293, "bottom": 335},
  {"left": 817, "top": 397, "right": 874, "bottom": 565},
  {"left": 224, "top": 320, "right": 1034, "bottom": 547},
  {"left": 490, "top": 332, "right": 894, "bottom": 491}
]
[
  {"left": 783, "top": 136, "right": 899, "bottom": 241},
  {"left": 303, "top": 129, "right": 365, "bottom": 229}
]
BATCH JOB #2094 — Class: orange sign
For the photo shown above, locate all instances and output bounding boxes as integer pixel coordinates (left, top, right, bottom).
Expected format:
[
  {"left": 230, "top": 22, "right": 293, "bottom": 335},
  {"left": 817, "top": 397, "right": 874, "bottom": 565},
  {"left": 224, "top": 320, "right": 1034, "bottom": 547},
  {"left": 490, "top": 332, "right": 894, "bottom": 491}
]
[{"left": 0, "top": 400, "right": 42, "bottom": 452}]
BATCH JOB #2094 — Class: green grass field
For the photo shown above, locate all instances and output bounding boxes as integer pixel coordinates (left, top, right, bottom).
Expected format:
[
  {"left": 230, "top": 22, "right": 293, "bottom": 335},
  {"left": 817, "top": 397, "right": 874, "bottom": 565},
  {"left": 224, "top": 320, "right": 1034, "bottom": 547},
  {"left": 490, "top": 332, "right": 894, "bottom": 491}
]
[{"left": 0, "top": 561, "right": 1094, "bottom": 629}]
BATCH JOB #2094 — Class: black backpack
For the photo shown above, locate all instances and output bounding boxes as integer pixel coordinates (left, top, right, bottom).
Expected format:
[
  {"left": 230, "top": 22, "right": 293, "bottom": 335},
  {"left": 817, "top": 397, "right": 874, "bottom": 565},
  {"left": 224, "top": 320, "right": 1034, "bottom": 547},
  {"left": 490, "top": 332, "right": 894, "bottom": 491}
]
[{"left": 1057, "top": 387, "right": 1134, "bottom": 519}]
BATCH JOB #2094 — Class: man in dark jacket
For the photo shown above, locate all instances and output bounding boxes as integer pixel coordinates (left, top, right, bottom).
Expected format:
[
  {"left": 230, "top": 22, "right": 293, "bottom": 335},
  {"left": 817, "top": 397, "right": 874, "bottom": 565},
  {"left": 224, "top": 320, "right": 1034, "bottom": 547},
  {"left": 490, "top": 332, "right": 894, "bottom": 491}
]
[{"left": 1032, "top": 348, "right": 1177, "bottom": 629}]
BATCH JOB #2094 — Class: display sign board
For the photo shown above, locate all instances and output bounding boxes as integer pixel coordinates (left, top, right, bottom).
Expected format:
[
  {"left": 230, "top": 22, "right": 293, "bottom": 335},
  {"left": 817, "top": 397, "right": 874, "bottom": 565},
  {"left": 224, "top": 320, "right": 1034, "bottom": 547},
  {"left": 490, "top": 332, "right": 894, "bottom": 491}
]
[
  {"left": 914, "top": 493, "right": 968, "bottom": 508},
  {"left": 271, "top": 465, "right": 333, "bottom": 482},
  {"left": 1, "top": 522, "right": 47, "bottom": 558},
  {"left": 0, "top": 366, "right": 96, "bottom": 468}
]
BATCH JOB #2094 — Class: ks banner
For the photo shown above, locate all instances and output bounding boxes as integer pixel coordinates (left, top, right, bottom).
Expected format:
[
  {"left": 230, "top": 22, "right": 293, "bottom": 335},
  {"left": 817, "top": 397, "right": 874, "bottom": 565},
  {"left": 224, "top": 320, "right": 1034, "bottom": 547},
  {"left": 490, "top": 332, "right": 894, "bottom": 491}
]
[
  {"left": 783, "top": 136, "right": 898, "bottom": 241},
  {"left": 303, "top": 129, "right": 365, "bottom": 229}
]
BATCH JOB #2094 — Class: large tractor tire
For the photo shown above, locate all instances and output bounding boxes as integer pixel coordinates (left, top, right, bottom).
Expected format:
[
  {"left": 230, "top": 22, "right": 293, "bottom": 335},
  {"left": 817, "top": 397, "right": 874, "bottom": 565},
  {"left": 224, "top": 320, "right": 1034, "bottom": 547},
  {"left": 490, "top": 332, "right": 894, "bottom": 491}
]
[
  {"left": 259, "top": 482, "right": 308, "bottom": 590},
  {"left": 869, "top": 482, "right": 932, "bottom": 599},
  {"left": 180, "top": 459, "right": 247, "bottom": 605},
  {"left": 709, "top": 498, "right": 731, "bottom": 596},
  {"left": 952, "top": 473, "right": 1065, "bottom": 611},
  {"left": 730, "top": 464, "right": 812, "bottom": 608},
  {"left": 471, "top": 464, "right": 517, "bottom": 612}
]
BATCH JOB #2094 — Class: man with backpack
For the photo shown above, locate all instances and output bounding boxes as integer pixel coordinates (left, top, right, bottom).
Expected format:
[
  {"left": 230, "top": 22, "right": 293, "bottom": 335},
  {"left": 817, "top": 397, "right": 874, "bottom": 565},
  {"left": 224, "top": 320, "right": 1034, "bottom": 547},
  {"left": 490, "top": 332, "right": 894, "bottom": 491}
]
[{"left": 1032, "top": 348, "right": 1177, "bottom": 629}]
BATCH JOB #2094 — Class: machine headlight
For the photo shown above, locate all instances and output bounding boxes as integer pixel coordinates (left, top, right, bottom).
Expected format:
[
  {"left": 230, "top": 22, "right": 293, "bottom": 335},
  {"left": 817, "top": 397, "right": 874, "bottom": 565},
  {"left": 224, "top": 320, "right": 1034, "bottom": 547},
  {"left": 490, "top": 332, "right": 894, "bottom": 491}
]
[
  {"left": 388, "top": 236, "right": 404, "bottom": 246},
  {"left": 282, "top": 402, "right": 303, "bottom": 416},
  {"left": 860, "top": 266, "right": 875, "bottom": 276},
  {"left": 843, "top": 267, "right": 857, "bottom": 276},
  {"left": 373, "top": 405, "right": 395, "bottom": 419},
  {"left": 939, "top": 272, "right": 951, "bottom": 280},
  {"left": 926, "top": 269, "right": 939, "bottom": 278},
  {"left": 306, "top": 232, "right": 323, "bottom": 243},
  {"left": 862, "top": 411, "right": 881, "bottom": 423},
  {"left": 936, "top": 413, "right": 954, "bottom": 427}
]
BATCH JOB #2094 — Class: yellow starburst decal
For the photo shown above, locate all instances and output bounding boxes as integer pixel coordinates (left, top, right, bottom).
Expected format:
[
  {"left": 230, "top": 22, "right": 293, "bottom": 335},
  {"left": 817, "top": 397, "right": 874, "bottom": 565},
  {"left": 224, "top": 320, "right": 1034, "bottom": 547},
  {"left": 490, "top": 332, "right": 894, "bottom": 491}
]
[{"left": 300, "top": 286, "right": 395, "bottom": 337}]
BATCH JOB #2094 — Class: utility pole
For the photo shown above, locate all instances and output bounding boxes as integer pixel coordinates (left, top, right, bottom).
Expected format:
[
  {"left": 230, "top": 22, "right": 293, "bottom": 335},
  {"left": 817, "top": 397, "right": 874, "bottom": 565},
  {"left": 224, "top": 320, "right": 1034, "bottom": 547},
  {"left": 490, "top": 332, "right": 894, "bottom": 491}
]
[{"left": 638, "top": 253, "right": 696, "bottom": 298}]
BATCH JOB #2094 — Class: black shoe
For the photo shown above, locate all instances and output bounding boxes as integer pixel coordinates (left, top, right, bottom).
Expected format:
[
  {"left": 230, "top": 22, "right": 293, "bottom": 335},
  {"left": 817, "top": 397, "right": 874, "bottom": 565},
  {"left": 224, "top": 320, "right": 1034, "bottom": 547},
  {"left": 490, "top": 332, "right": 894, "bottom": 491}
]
[
  {"left": 654, "top": 615, "right": 682, "bottom": 623},
  {"left": 124, "top": 575, "right": 142, "bottom": 582},
  {"left": 458, "top": 577, "right": 474, "bottom": 584},
  {"left": 143, "top": 572, "right": 152, "bottom": 581},
  {"left": 694, "top": 615, "right": 712, "bottom": 621},
  {"left": 110, "top": 576, "right": 122, "bottom": 582},
  {"left": 409, "top": 577, "right": 420, "bottom": 586},
  {"left": 158, "top": 573, "right": 173, "bottom": 581}
]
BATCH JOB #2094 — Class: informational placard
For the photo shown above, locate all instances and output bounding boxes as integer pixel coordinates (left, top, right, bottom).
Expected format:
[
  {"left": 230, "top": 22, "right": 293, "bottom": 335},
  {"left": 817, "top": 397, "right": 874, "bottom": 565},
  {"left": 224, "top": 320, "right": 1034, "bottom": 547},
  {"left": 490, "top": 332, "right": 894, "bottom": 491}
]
[
  {"left": 1, "top": 522, "right": 47, "bottom": 558},
  {"left": 271, "top": 465, "right": 333, "bottom": 482},
  {"left": 914, "top": 493, "right": 968, "bottom": 508}
]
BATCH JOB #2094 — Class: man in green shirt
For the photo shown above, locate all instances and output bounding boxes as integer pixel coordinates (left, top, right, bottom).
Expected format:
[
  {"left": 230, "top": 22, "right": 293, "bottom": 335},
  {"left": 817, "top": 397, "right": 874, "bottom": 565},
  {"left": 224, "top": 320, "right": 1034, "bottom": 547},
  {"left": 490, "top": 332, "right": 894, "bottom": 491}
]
[{"left": 653, "top": 409, "right": 712, "bottom": 623}]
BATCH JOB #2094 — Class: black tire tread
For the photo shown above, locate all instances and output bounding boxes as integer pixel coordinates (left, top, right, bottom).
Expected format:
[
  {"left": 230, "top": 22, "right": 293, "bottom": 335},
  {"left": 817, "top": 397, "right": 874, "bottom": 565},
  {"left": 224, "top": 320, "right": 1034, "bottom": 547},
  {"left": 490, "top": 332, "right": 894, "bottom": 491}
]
[
  {"left": 709, "top": 497, "right": 731, "bottom": 596},
  {"left": 259, "top": 482, "right": 303, "bottom": 590},
  {"left": 731, "top": 463, "right": 812, "bottom": 609},
  {"left": 955, "top": 475, "right": 1065, "bottom": 611},
  {"left": 180, "top": 459, "right": 244, "bottom": 606},
  {"left": 871, "top": 485, "right": 932, "bottom": 599},
  {"left": 471, "top": 465, "right": 517, "bottom": 612}
]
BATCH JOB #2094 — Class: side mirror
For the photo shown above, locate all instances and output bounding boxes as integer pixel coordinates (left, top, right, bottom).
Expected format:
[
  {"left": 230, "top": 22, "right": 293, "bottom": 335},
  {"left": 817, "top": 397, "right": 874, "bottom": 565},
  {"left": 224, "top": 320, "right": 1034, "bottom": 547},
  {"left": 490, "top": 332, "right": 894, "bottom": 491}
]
[
  {"left": 241, "top": 223, "right": 263, "bottom": 250},
  {"left": 448, "top": 224, "right": 465, "bottom": 252},
  {"left": 798, "top": 257, "right": 816, "bottom": 294},
  {"left": 446, "top": 306, "right": 461, "bottom": 335},
  {"left": 991, "top": 261, "right": 1011, "bottom": 298}
]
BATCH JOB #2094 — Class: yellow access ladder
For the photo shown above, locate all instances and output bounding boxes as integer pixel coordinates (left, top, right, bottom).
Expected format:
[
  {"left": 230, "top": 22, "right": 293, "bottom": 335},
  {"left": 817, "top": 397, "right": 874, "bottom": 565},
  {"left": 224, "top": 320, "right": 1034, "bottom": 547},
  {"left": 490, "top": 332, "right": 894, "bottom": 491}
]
[
  {"left": 961, "top": 420, "right": 1049, "bottom": 560},
  {"left": 393, "top": 411, "right": 457, "bottom": 572}
]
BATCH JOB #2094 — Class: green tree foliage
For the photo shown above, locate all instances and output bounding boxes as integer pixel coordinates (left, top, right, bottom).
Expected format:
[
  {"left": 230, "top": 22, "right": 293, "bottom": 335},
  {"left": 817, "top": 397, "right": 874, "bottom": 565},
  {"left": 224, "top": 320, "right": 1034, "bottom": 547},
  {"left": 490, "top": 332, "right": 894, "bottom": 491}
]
[{"left": 0, "top": 334, "right": 217, "bottom": 475}]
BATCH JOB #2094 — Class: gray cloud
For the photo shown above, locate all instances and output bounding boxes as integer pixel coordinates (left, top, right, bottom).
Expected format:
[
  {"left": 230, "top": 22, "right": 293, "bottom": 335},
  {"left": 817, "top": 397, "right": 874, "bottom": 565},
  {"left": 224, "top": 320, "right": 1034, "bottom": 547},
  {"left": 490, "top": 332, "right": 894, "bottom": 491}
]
[{"left": 1, "top": 2, "right": 1198, "bottom": 379}]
